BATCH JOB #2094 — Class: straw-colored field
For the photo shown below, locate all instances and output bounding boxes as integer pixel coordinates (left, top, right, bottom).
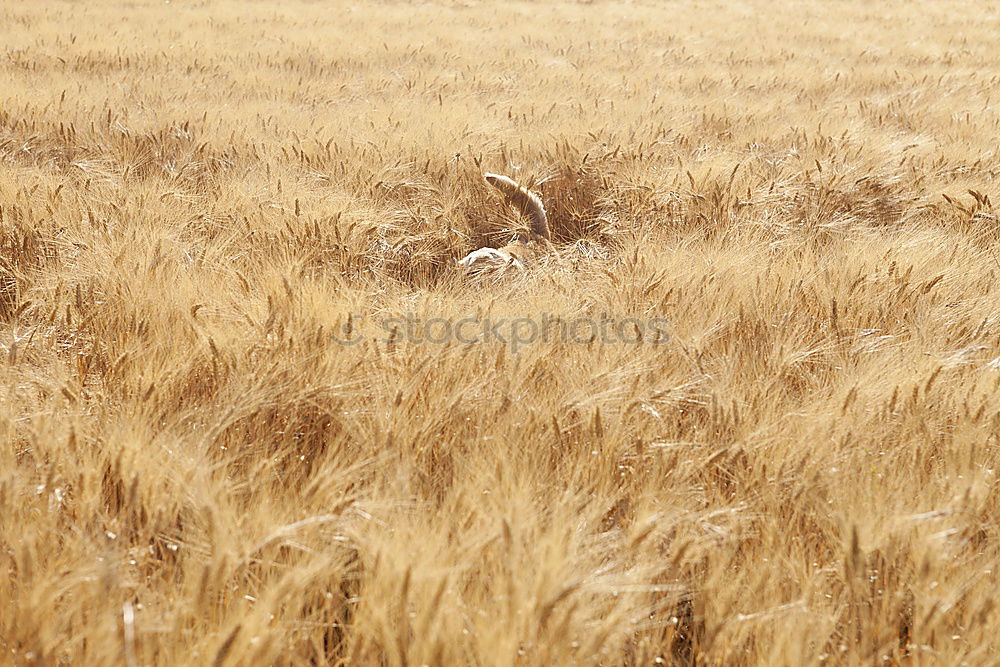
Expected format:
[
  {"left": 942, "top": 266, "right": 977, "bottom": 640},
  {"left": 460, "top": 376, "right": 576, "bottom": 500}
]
[{"left": 3, "top": 0, "right": 1000, "bottom": 664}]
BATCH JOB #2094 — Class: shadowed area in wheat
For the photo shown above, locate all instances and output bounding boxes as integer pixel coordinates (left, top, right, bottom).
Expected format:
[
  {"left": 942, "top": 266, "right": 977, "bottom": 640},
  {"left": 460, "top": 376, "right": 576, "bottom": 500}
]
[{"left": 1, "top": 0, "right": 999, "bottom": 664}]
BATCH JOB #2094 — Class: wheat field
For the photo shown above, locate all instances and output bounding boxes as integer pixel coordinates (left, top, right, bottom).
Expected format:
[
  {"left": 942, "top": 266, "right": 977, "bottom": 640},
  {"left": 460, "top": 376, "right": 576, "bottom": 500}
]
[{"left": 2, "top": 0, "right": 1000, "bottom": 664}]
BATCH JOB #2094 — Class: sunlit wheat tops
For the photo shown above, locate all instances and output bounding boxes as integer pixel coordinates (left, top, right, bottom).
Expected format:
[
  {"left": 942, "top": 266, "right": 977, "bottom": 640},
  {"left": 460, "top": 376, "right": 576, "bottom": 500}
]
[{"left": 1, "top": 0, "right": 1000, "bottom": 665}]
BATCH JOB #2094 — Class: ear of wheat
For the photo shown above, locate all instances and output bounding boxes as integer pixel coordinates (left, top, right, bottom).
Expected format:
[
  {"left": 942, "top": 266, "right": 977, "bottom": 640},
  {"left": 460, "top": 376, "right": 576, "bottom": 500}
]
[{"left": 458, "top": 173, "right": 550, "bottom": 273}]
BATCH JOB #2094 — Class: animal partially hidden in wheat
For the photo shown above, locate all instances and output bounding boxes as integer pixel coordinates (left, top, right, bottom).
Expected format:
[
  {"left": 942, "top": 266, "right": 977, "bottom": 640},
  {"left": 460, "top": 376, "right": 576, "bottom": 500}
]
[{"left": 458, "top": 173, "right": 551, "bottom": 272}]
